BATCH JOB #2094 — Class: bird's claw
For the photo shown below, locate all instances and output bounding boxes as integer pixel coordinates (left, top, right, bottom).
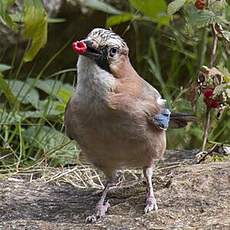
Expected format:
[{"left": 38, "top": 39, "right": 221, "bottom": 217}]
[
  {"left": 85, "top": 215, "right": 97, "bottom": 223},
  {"left": 85, "top": 200, "right": 110, "bottom": 223},
  {"left": 144, "top": 196, "right": 158, "bottom": 214}
]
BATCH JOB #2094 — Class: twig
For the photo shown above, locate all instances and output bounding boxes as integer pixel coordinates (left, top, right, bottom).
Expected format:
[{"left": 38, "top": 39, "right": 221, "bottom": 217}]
[
  {"left": 202, "top": 107, "right": 211, "bottom": 151},
  {"left": 209, "top": 24, "right": 218, "bottom": 68},
  {"left": 201, "top": 23, "right": 218, "bottom": 151},
  {"left": 196, "top": 143, "right": 229, "bottom": 163}
]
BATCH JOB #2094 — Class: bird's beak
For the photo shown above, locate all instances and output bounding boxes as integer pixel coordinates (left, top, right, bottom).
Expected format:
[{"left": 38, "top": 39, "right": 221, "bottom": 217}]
[{"left": 72, "top": 39, "right": 101, "bottom": 59}]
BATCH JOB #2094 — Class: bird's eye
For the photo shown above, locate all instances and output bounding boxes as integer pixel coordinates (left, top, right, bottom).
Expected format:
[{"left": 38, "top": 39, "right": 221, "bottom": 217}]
[{"left": 109, "top": 47, "right": 118, "bottom": 57}]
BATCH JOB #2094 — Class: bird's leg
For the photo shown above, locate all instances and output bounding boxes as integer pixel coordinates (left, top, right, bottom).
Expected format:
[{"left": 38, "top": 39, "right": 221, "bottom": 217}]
[
  {"left": 143, "top": 166, "right": 158, "bottom": 213},
  {"left": 95, "top": 181, "right": 111, "bottom": 217},
  {"left": 86, "top": 181, "right": 112, "bottom": 223}
]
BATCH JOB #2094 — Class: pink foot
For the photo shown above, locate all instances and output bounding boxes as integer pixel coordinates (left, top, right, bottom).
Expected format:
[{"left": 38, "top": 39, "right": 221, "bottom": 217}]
[
  {"left": 96, "top": 200, "right": 111, "bottom": 217},
  {"left": 144, "top": 196, "right": 158, "bottom": 213}
]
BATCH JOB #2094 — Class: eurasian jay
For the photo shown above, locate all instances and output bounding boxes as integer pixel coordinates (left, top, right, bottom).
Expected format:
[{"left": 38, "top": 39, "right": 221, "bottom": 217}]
[{"left": 64, "top": 28, "right": 195, "bottom": 221}]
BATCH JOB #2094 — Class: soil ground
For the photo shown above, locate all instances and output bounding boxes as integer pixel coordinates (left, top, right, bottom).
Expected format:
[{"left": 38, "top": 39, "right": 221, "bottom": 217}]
[{"left": 0, "top": 150, "right": 229, "bottom": 229}]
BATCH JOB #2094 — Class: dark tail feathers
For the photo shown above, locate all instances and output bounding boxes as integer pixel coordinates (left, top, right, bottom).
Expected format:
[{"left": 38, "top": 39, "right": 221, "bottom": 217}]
[{"left": 169, "top": 112, "right": 196, "bottom": 128}]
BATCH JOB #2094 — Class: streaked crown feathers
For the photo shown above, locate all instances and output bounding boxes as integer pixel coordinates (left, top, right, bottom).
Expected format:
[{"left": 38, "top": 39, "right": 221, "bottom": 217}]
[{"left": 88, "top": 28, "right": 127, "bottom": 49}]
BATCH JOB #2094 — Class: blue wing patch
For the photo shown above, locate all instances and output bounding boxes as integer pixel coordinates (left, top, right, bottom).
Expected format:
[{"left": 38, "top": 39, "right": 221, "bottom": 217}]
[{"left": 152, "top": 108, "right": 171, "bottom": 130}]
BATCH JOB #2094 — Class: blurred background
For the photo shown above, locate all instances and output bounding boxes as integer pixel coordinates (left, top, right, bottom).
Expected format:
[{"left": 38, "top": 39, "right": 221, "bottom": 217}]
[{"left": 0, "top": 0, "right": 229, "bottom": 171}]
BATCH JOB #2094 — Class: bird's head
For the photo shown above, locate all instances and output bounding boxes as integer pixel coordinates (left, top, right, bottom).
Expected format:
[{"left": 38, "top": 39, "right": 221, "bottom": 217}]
[{"left": 72, "top": 28, "right": 129, "bottom": 74}]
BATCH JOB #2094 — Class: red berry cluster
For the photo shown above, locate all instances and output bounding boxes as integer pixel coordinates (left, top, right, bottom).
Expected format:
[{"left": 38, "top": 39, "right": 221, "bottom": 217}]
[
  {"left": 202, "top": 88, "right": 220, "bottom": 108},
  {"left": 195, "top": 0, "right": 206, "bottom": 10}
]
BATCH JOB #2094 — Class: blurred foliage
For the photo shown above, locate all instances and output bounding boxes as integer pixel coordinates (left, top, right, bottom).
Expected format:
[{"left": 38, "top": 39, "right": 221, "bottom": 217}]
[
  {"left": 0, "top": 0, "right": 48, "bottom": 61},
  {"left": 0, "top": 71, "right": 79, "bottom": 169},
  {"left": 0, "top": 0, "right": 229, "bottom": 172},
  {"left": 106, "top": 0, "right": 170, "bottom": 26}
]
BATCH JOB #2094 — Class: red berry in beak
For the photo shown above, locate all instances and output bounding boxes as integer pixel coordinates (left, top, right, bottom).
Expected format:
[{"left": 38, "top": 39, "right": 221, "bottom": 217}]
[{"left": 72, "top": 41, "right": 87, "bottom": 55}]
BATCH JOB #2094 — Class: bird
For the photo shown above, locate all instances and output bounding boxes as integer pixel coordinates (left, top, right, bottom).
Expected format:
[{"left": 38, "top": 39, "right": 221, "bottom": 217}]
[{"left": 64, "top": 28, "right": 195, "bottom": 222}]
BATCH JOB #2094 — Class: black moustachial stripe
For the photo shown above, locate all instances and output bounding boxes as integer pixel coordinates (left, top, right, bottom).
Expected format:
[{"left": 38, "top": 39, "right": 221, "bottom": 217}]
[
  {"left": 87, "top": 28, "right": 127, "bottom": 73},
  {"left": 95, "top": 46, "right": 110, "bottom": 73}
]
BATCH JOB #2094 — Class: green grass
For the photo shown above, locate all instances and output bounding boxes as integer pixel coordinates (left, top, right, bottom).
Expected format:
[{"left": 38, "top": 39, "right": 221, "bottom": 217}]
[
  {"left": 0, "top": 39, "right": 80, "bottom": 173},
  {"left": 0, "top": 0, "right": 229, "bottom": 173}
]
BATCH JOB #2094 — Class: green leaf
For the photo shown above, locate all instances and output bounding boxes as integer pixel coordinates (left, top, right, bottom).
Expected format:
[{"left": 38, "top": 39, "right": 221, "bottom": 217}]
[
  {"left": 188, "top": 9, "right": 217, "bottom": 28},
  {"left": 38, "top": 99, "right": 64, "bottom": 116},
  {"left": 24, "top": 126, "right": 79, "bottom": 166},
  {"left": 57, "top": 87, "right": 72, "bottom": 104},
  {"left": 129, "top": 0, "right": 169, "bottom": 24},
  {"left": 221, "top": 30, "right": 230, "bottom": 42},
  {"left": 0, "top": 0, "right": 17, "bottom": 31},
  {"left": 27, "top": 79, "right": 72, "bottom": 103},
  {"left": 81, "top": 0, "right": 121, "bottom": 14},
  {"left": 213, "top": 84, "right": 225, "bottom": 96},
  {"left": 23, "top": 0, "right": 48, "bottom": 62},
  {"left": 209, "top": 0, "right": 227, "bottom": 14},
  {"left": 223, "top": 75, "right": 230, "bottom": 83},
  {"left": 19, "top": 111, "right": 43, "bottom": 119},
  {"left": 106, "top": 13, "right": 133, "bottom": 27},
  {"left": 9, "top": 12, "right": 65, "bottom": 24},
  {"left": 0, "top": 109, "right": 22, "bottom": 124},
  {"left": 0, "top": 64, "right": 11, "bottom": 72},
  {"left": 167, "top": 0, "right": 186, "bottom": 16},
  {"left": 27, "top": 79, "right": 62, "bottom": 95},
  {"left": 8, "top": 80, "right": 39, "bottom": 108},
  {"left": 217, "top": 65, "right": 230, "bottom": 78},
  {"left": 9, "top": 11, "right": 23, "bottom": 23},
  {"left": 215, "top": 15, "right": 229, "bottom": 25},
  {"left": 154, "top": 15, "right": 170, "bottom": 25},
  {"left": 0, "top": 73, "right": 18, "bottom": 106}
]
